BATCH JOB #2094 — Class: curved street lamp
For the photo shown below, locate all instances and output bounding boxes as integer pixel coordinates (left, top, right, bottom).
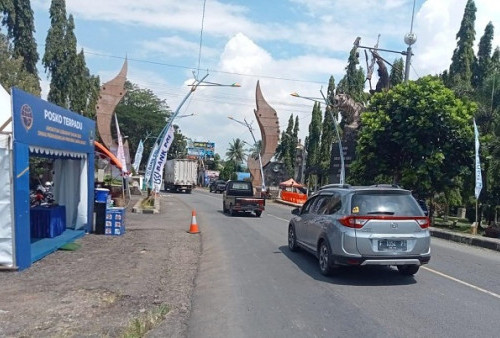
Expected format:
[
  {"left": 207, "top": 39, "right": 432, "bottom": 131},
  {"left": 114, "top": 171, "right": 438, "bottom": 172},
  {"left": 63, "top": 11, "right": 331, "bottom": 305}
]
[{"left": 290, "top": 92, "right": 345, "bottom": 184}]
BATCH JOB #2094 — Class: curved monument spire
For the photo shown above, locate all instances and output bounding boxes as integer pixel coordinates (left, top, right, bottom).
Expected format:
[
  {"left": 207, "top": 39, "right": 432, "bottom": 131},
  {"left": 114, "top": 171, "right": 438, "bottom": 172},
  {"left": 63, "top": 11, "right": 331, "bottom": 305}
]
[
  {"left": 247, "top": 81, "right": 280, "bottom": 190},
  {"left": 96, "top": 59, "right": 128, "bottom": 149}
]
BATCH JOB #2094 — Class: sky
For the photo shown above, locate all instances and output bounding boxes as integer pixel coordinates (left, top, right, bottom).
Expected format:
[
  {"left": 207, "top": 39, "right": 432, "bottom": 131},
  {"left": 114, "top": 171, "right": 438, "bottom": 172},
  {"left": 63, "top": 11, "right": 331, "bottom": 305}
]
[{"left": 29, "top": 0, "right": 500, "bottom": 159}]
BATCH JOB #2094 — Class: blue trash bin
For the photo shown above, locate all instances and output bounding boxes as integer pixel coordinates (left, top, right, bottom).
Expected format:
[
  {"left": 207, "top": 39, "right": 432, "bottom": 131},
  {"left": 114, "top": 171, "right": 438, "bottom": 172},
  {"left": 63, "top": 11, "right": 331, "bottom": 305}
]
[{"left": 95, "top": 188, "right": 110, "bottom": 203}]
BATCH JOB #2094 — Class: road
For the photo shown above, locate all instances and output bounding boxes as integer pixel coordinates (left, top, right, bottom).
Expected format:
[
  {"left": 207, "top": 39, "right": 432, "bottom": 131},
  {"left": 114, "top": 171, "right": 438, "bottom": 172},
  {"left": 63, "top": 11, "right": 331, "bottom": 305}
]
[{"left": 177, "top": 189, "right": 500, "bottom": 338}]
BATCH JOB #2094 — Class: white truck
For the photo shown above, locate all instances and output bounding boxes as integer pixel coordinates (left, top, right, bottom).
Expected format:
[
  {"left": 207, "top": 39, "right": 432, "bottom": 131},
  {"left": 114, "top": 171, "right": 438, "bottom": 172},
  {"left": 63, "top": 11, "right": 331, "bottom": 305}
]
[{"left": 163, "top": 159, "right": 198, "bottom": 193}]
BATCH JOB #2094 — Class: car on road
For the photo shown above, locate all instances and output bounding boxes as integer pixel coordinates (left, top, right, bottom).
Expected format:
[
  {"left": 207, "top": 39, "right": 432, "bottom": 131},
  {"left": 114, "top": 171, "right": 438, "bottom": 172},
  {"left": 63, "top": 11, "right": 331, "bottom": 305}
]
[
  {"left": 209, "top": 180, "right": 226, "bottom": 193},
  {"left": 222, "top": 180, "right": 265, "bottom": 217},
  {"left": 288, "top": 184, "right": 431, "bottom": 276}
]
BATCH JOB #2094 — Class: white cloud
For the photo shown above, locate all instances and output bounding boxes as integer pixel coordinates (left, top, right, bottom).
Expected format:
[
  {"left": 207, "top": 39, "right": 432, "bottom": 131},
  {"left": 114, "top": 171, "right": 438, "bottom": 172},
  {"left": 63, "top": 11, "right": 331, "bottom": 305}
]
[
  {"left": 413, "top": 0, "right": 500, "bottom": 79},
  {"left": 31, "top": 0, "right": 500, "bottom": 157}
]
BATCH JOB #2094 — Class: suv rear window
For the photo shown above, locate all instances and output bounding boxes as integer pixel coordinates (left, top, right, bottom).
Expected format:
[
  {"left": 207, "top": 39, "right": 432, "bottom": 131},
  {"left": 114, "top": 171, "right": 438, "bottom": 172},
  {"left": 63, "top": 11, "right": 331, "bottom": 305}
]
[{"left": 351, "top": 191, "right": 423, "bottom": 216}]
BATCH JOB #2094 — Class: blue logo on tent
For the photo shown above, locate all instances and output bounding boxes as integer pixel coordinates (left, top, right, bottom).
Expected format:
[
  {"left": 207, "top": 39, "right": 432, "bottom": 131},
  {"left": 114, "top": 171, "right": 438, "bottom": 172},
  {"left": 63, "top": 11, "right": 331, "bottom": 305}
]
[{"left": 20, "top": 104, "right": 33, "bottom": 131}]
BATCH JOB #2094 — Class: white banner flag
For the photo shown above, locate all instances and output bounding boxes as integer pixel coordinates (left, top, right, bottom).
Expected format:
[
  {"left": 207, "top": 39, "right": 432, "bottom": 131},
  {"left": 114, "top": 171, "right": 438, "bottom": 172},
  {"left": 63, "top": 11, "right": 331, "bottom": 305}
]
[
  {"left": 152, "top": 126, "right": 175, "bottom": 192},
  {"left": 114, "top": 114, "right": 128, "bottom": 175},
  {"left": 132, "top": 140, "right": 144, "bottom": 173},
  {"left": 144, "top": 142, "right": 159, "bottom": 185},
  {"left": 474, "top": 119, "right": 482, "bottom": 199}
]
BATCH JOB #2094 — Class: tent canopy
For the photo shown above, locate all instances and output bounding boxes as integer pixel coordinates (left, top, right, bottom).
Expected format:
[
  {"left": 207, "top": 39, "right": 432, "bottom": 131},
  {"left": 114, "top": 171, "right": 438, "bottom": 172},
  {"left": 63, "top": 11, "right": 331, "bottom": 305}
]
[
  {"left": 279, "top": 178, "right": 304, "bottom": 188},
  {"left": 95, "top": 141, "right": 122, "bottom": 170}
]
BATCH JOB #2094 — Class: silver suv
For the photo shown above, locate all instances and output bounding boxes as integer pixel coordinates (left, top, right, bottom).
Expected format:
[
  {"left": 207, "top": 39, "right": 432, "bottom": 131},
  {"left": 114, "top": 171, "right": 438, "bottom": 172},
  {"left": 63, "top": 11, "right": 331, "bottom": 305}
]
[{"left": 288, "top": 184, "right": 430, "bottom": 276}]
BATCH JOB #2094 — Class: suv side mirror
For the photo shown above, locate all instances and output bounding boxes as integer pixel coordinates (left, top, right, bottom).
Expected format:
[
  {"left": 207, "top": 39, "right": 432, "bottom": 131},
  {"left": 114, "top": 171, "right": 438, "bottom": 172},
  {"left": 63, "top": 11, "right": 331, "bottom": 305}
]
[{"left": 291, "top": 208, "right": 300, "bottom": 215}]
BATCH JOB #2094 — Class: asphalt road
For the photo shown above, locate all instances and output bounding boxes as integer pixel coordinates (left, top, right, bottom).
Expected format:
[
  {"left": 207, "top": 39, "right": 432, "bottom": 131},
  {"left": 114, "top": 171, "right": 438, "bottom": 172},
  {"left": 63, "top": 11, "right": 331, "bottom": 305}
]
[{"left": 178, "top": 189, "right": 500, "bottom": 338}]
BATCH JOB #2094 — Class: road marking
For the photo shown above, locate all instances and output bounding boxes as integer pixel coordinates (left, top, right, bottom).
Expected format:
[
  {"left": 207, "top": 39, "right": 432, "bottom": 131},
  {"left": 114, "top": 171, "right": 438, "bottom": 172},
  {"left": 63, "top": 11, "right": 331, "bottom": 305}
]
[
  {"left": 267, "top": 214, "right": 289, "bottom": 222},
  {"left": 423, "top": 266, "right": 500, "bottom": 300}
]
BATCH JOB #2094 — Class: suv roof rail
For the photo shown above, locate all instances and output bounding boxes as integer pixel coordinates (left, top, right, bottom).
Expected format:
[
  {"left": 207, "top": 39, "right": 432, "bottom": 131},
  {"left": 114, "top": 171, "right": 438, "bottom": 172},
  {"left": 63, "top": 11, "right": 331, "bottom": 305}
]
[
  {"left": 370, "top": 183, "right": 401, "bottom": 188},
  {"left": 319, "top": 183, "right": 351, "bottom": 190}
]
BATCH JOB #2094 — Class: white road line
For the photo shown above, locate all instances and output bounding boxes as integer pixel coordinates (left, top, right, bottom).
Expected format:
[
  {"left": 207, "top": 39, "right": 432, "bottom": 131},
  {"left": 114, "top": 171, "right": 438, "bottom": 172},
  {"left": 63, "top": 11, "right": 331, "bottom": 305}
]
[
  {"left": 268, "top": 214, "right": 290, "bottom": 222},
  {"left": 423, "top": 266, "right": 500, "bottom": 300}
]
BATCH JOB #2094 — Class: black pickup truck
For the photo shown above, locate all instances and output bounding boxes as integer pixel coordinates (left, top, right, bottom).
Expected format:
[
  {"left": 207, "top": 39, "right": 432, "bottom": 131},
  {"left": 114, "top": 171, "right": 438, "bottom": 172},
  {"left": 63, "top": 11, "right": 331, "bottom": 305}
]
[{"left": 222, "top": 180, "right": 265, "bottom": 217}]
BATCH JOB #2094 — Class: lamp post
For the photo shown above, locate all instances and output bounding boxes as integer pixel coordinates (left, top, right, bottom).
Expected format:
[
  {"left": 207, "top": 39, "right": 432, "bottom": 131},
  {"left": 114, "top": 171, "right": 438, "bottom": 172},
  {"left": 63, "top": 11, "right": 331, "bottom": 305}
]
[
  {"left": 354, "top": 0, "right": 416, "bottom": 82},
  {"left": 228, "top": 116, "right": 266, "bottom": 194},
  {"left": 290, "top": 92, "right": 345, "bottom": 184}
]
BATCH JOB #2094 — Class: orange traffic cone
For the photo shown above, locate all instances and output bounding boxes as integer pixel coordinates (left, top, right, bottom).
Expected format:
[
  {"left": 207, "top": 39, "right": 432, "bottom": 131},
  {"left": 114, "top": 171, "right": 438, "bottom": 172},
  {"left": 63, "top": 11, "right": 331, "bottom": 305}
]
[{"left": 188, "top": 210, "right": 200, "bottom": 234}]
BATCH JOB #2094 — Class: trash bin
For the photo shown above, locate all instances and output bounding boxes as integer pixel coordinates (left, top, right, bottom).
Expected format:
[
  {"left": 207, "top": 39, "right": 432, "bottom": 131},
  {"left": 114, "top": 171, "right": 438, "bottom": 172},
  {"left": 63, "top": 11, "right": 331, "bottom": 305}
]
[
  {"left": 95, "top": 188, "right": 110, "bottom": 203},
  {"left": 94, "top": 188, "right": 110, "bottom": 235},
  {"left": 94, "top": 202, "right": 107, "bottom": 234}
]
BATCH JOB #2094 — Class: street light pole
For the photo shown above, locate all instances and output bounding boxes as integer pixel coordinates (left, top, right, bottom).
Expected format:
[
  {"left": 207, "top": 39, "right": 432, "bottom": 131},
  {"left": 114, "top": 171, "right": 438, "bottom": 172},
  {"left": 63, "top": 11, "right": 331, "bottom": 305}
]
[
  {"left": 290, "top": 92, "right": 345, "bottom": 184},
  {"left": 404, "top": 0, "right": 417, "bottom": 82},
  {"left": 228, "top": 117, "right": 266, "bottom": 193}
]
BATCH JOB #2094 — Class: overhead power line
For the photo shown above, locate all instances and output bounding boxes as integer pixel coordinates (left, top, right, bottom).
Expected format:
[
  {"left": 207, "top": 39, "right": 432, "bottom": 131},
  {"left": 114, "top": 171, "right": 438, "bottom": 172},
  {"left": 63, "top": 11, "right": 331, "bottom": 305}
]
[{"left": 83, "top": 50, "right": 326, "bottom": 85}]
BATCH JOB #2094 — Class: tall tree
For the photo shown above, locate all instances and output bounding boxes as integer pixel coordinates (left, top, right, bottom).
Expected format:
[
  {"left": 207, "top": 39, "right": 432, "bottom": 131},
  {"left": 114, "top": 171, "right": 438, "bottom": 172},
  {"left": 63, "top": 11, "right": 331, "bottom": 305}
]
[
  {"left": 0, "top": 31, "right": 39, "bottom": 94},
  {"left": 319, "top": 76, "right": 336, "bottom": 185},
  {"left": 350, "top": 76, "right": 476, "bottom": 203},
  {"left": 472, "top": 21, "right": 494, "bottom": 90},
  {"left": 114, "top": 81, "right": 171, "bottom": 169},
  {"left": 284, "top": 114, "right": 295, "bottom": 176},
  {"left": 10, "top": 0, "right": 39, "bottom": 78},
  {"left": 447, "top": 0, "right": 477, "bottom": 94},
  {"left": 390, "top": 58, "right": 404, "bottom": 87},
  {"left": 43, "top": 0, "right": 69, "bottom": 106},
  {"left": 337, "top": 46, "right": 366, "bottom": 103},
  {"left": 305, "top": 102, "right": 322, "bottom": 187}
]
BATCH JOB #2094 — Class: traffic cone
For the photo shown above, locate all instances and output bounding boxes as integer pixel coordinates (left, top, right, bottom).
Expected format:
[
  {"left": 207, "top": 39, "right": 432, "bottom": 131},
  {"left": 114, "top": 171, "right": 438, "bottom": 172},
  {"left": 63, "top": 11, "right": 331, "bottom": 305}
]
[{"left": 188, "top": 210, "right": 200, "bottom": 234}]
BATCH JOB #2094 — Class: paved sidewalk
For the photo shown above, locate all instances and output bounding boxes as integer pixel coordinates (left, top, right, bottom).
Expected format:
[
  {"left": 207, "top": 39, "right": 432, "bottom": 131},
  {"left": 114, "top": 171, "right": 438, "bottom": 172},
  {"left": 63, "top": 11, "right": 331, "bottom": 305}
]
[{"left": 274, "top": 198, "right": 500, "bottom": 252}]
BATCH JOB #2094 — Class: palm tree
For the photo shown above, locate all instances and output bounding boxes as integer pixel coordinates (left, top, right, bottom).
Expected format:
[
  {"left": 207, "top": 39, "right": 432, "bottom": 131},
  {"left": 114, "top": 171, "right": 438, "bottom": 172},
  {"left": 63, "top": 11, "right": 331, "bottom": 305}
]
[
  {"left": 247, "top": 140, "right": 262, "bottom": 160},
  {"left": 226, "top": 138, "right": 246, "bottom": 165}
]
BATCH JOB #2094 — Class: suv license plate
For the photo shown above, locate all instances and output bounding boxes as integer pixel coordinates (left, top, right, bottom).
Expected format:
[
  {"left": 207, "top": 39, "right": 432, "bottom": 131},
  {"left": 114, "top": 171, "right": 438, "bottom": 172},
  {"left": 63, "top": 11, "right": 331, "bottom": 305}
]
[{"left": 378, "top": 239, "right": 407, "bottom": 251}]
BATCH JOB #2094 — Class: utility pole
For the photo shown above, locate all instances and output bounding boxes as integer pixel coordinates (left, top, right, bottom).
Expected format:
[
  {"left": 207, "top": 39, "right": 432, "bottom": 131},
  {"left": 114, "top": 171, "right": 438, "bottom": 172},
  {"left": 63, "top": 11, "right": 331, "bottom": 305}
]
[{"left": 404, "top": 0, "right": 417, "bottom": 82}]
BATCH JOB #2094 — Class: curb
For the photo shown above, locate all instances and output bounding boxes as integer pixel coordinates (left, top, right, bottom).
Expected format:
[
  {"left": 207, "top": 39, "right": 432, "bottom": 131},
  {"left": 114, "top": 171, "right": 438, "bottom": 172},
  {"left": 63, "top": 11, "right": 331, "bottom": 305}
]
[
  {"left": 429, "top": 227, "right": 500, "bottom": 252},
  {"left": 131, "top": 194, "right": 161, "bottom": 214}
]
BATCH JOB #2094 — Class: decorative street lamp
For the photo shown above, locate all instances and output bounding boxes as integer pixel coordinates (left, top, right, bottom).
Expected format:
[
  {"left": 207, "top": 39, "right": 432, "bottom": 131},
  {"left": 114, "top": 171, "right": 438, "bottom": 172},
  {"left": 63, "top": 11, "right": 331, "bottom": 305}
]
[
  {"left": 227, "top": 116, "right": 266, "bottom": 193},
  {"left": 354, "top": 0, "right": 417, "bottom": 82},
  {"left": 290, "top": 92, "right": 345, "bottom": 184}
]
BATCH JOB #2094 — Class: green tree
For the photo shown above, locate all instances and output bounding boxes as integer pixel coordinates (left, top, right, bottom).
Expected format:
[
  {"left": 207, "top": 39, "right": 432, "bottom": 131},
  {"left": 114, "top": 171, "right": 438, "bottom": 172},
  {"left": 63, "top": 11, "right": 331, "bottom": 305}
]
[
  {"left": 43, "top": 0, "right": 68, "bottom": 106},
  {"left": 0, "top": 31, "right": 39, "bottom": 94},
  {"left": 390, "top": 58, "right": 404, "bottom": 87},
  {"left": 206, "top": 153, "right": 222, "bottom": 171},
  {"left": 247, "top": 140, "right": 262, "bottom": 160},
  {"left": 350, "top": 76, "right": 476, "bottom": 203},
  {"left": 318, "top": 76, "right": 337, "bottom": 185},
  {"left": 472, "top": 21, "right": 494, "bottom": 90},
  {"left": 68, "top": 48, "right": 100, "bottom": 117},
  {"left": 114, "top": 81, "right": 171, "bottom": 170},
  {"left": 447, "top": 0, "right": 476, "bottom": 94},
  {"left": 305, "top": 101, "right": 323, "bottom": 187},
  {"left": 225, "top": 138, "right": 246, "bottom": 167},
  {"left": 337, "top": 46, "right": 366, "bottom": 102},
  {"left": 283, "top": 115, "right": 295, "bottom": 176},
  {"left": 2, "top": 0, "right": 39, "bottom": 83},
  {"left": 219, "top": 159, "right": 237, "bottom": 181},
  {"left": 167, "top": 124, "right": 187, "bottom": 160}
]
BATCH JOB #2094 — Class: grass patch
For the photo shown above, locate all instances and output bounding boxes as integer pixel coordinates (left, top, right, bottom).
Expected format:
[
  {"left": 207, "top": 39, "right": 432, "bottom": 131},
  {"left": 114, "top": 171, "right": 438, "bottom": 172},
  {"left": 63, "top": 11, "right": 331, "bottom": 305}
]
[
  {"left": 122, "top": 304, "right": 170, "bottom": 338},
  {"left": 433, "top": 217, "right": 480, "bottom": 234},
  {"left": 140, "top": 196, "right": 156, "bottom": 209}
]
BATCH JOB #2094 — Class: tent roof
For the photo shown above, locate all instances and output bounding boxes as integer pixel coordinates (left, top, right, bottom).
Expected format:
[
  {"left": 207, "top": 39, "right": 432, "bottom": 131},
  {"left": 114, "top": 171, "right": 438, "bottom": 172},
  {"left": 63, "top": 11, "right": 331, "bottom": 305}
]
[
  {"left": 0, "top": 85, "right": 12, "bottom": 133},
  {"left": 95, "top": 141, "right": 123, "bottom": 170},
  {"left": 279, "top": 178, "right": 304, "bottom": 188}
]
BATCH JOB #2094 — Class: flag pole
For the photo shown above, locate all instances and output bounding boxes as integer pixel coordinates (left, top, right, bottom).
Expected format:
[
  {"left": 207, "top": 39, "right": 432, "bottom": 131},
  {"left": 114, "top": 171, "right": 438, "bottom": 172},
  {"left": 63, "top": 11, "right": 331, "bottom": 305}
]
[{"left": 473, "top": 119, "right": 482, "bottom": 235}]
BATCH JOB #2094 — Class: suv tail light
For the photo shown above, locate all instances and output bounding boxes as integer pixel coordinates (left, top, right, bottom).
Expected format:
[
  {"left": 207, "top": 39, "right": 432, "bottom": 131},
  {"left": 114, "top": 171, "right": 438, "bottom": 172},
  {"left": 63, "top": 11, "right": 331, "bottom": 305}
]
[
  {"left": 339, "top": 216, "right": 369, "bottom": 229},
  {"left": 339, "top": 216, "right": 430, "bottom": 229}
]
